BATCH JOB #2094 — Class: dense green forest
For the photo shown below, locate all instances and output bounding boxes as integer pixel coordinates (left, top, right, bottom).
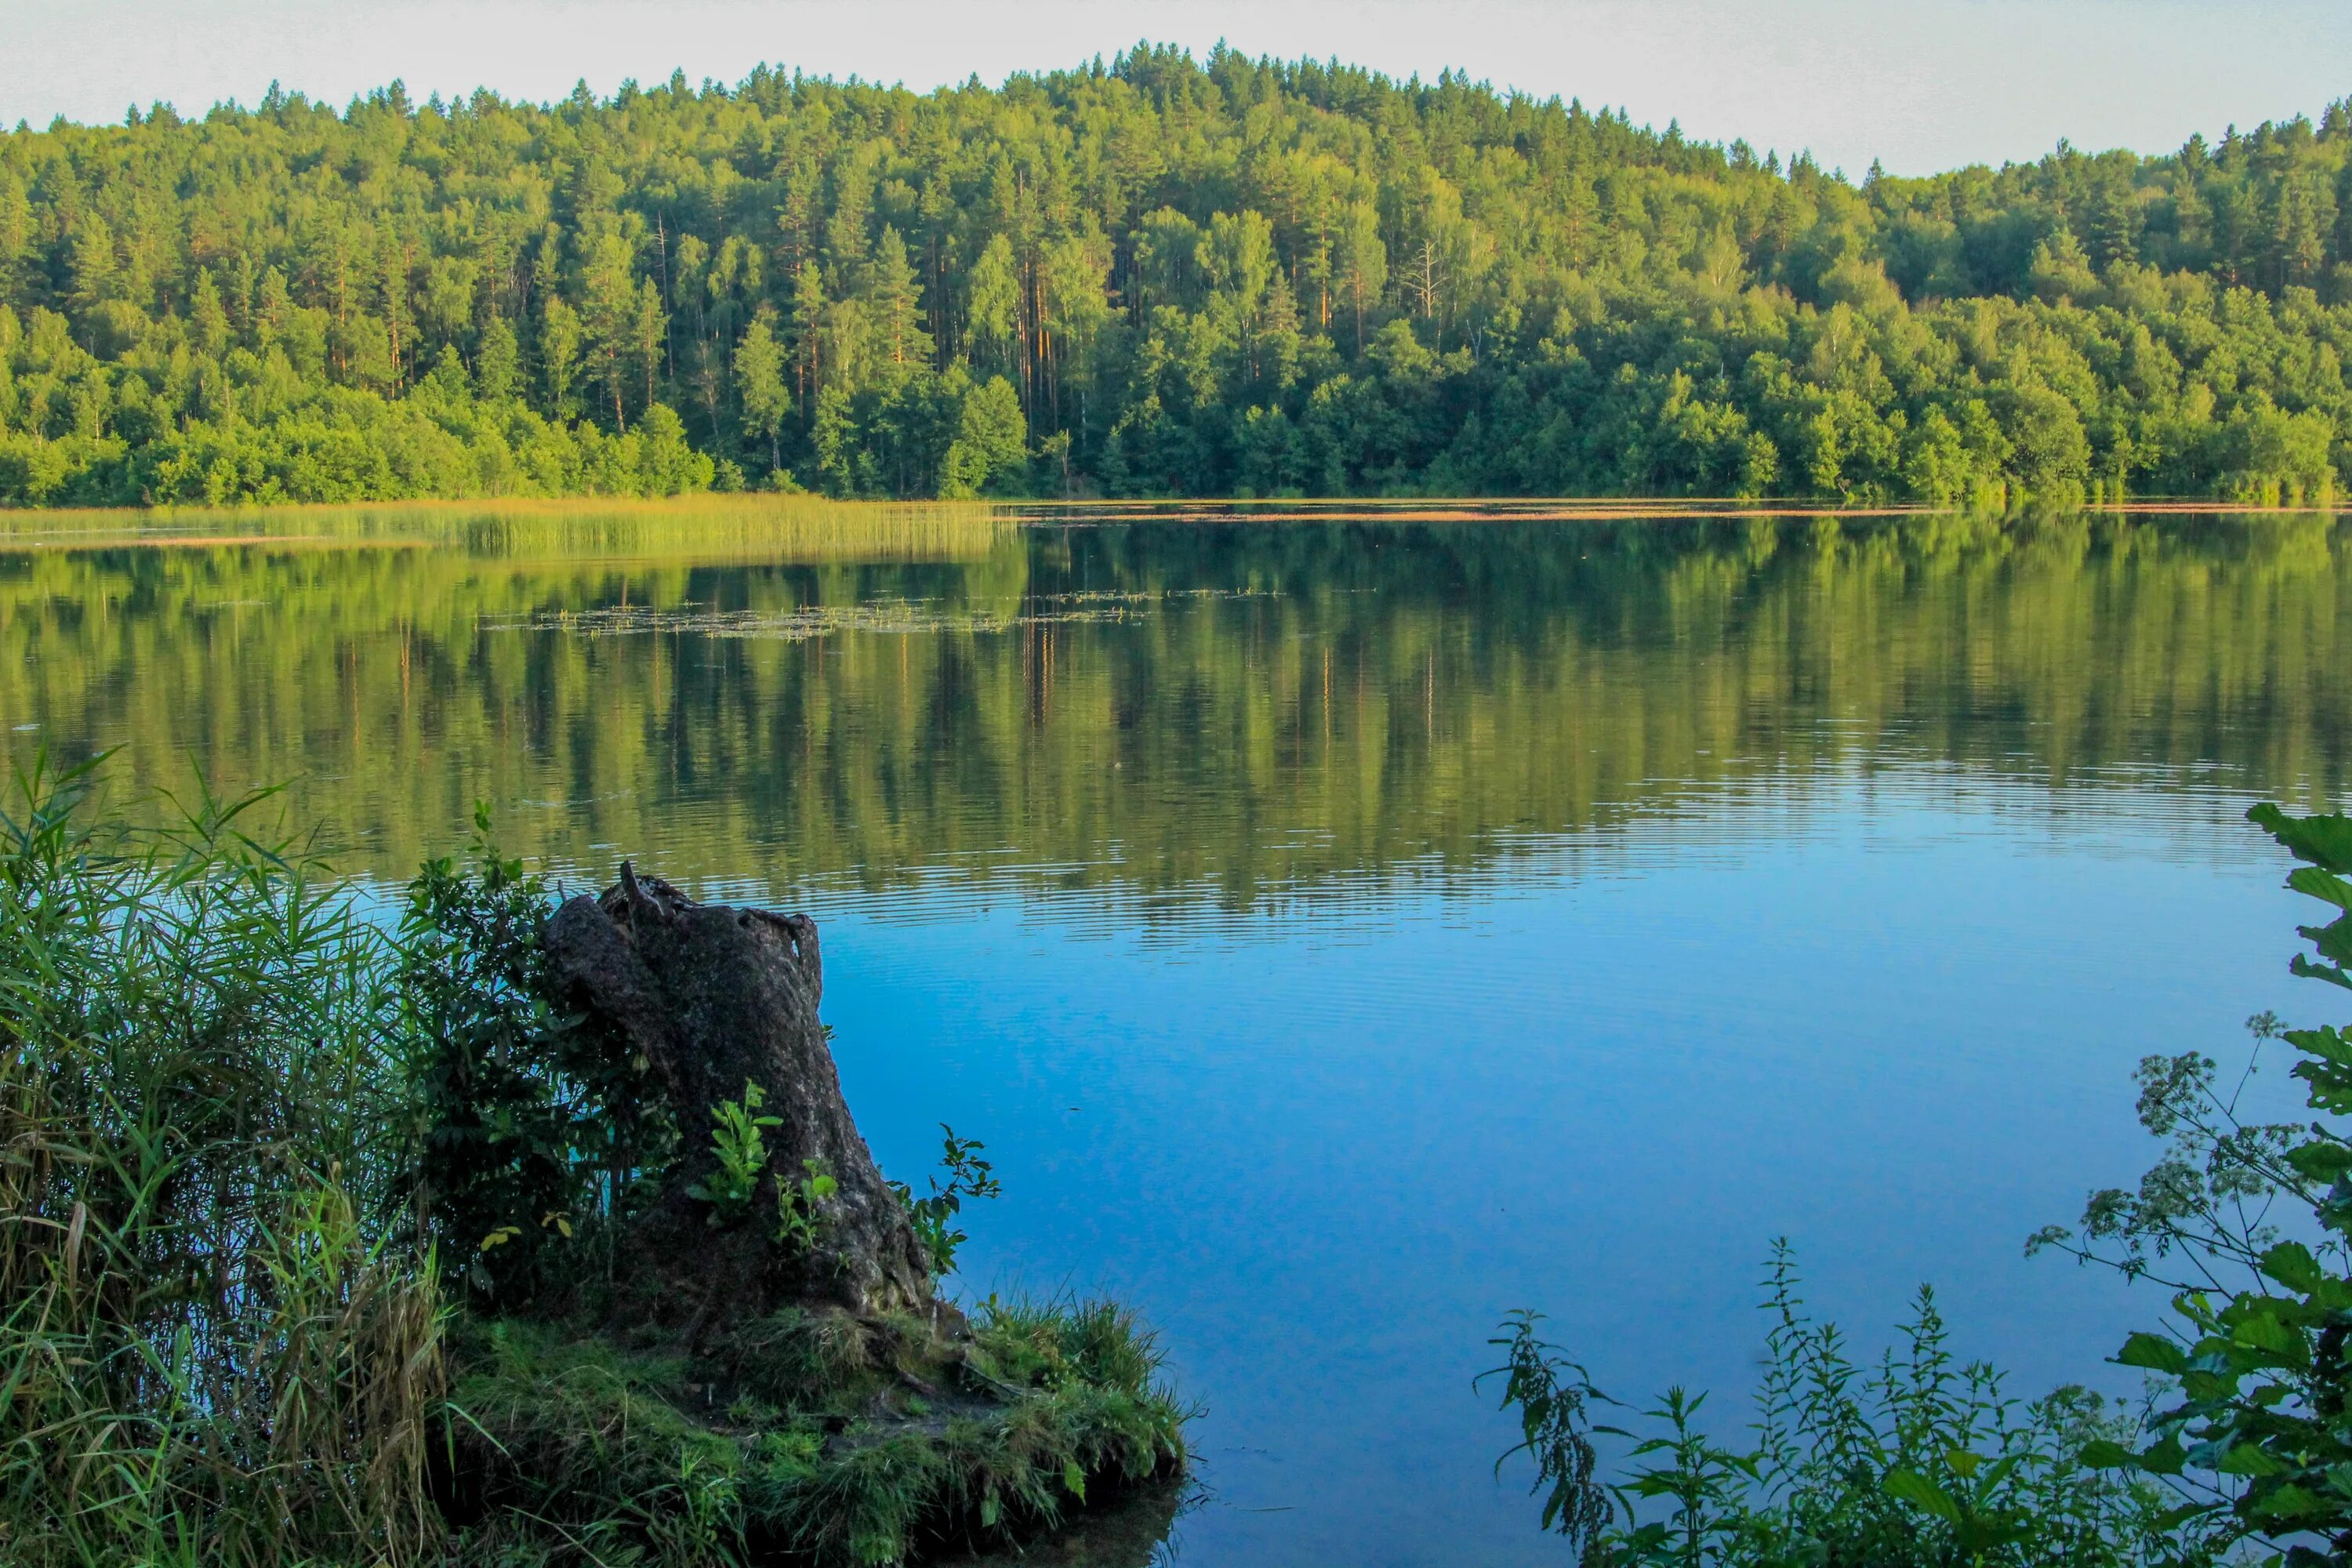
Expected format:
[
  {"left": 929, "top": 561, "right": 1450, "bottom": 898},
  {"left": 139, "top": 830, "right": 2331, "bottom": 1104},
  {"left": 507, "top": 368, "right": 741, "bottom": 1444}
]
[{"left": 6, "top": 45, "right": 2352, "bottom": 505}]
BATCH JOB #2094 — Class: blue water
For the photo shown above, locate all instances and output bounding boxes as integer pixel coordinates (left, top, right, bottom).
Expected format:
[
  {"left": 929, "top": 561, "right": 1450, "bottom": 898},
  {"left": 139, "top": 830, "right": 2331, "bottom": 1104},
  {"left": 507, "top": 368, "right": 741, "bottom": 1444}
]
[{"left": 829, "top": 778, "right": 2309, "bottom": 1565}]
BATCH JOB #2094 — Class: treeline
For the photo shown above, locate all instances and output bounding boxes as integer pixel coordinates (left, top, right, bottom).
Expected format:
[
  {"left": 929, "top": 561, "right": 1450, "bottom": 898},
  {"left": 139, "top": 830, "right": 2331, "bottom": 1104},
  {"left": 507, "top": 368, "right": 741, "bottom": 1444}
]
[{"left": 5, "top": 45, "right": 2352, "bottom": 504}]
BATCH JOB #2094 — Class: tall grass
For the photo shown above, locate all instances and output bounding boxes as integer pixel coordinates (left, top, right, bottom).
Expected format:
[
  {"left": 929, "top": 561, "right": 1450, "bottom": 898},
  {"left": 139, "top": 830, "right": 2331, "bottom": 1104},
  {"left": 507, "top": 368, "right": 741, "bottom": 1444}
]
[{"left": 0, "top": 752, "right": 442, "bottom": 1568}]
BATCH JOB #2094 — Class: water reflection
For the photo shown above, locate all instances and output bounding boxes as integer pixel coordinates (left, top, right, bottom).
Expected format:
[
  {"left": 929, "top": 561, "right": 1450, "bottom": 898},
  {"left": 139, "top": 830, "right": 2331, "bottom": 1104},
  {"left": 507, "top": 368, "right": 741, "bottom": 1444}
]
[{"left": 2, "top": 504, "right": 2343, "bottom": 912}]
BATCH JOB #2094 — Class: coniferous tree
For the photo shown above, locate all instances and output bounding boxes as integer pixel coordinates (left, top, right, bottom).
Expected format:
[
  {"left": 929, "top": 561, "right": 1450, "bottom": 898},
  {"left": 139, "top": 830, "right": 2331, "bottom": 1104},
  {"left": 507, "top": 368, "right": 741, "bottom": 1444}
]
[{"left": 867, "top": 227, "right": 931, "bottom": 372}]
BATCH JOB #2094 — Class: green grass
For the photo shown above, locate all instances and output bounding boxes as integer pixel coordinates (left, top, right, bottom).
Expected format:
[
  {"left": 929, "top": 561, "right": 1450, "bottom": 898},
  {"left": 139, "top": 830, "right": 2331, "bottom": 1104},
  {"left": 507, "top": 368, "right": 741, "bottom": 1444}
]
[{"left": 441, "top": 1298, "right": 1188, "bottom": 1567}]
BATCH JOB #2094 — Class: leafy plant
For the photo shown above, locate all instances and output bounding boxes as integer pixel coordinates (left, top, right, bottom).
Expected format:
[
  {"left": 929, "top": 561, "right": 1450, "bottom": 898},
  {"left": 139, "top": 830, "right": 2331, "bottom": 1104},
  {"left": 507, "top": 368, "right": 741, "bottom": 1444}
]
[
  {"left": 1483, "top": 1310, "right": 1612, "bottom": 1542},
  {"left": 891, "top": 1124, "right": 1001, "bottom": 1275},
  {"left": 2031, "top": 804, "right": 2352, "bottom": 1559},
  {"left": 687, "top": 1080, "right": 782, "bottom": 1227},
  {"left": 1601, "top": 1388, "right": 1758, "bottom": 1566},
  {"left": 398, "top": 804, "right": 675, "bottom": 1298},
  {"left": 776, "top": 1158, "right": 840, "bottom": 1253},
  {"left": 1492, "top": 801, "right": 2352, "bottom": 1565},
  {"left": 1486, "top": 1245, "right": 2200, "bottom": 1566}
]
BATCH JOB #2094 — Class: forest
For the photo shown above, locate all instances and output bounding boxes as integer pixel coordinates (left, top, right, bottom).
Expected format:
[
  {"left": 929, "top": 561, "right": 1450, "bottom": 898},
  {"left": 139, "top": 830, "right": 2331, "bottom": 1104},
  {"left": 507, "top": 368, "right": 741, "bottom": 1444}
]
[{"left": 5, "top": 44, "right": 2352, "bottom": 505}]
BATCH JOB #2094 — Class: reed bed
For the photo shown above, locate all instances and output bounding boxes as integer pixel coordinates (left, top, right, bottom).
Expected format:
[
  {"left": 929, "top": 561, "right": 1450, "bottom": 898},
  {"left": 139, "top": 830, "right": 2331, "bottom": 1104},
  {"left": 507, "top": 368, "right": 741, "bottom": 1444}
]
[
  {"left": 0, "top": 753, "right": 441, "bottom": 1567},
  {"left": 0, "top": 495, "right": 1013, "bottom": 565}
]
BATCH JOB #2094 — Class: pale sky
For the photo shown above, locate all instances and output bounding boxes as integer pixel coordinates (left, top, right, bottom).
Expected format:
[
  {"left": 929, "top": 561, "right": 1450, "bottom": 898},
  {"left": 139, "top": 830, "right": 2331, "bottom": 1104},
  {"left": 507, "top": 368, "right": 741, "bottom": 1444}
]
[{"left": 4, "top": 0, "right": 2348, "bottom": 177}]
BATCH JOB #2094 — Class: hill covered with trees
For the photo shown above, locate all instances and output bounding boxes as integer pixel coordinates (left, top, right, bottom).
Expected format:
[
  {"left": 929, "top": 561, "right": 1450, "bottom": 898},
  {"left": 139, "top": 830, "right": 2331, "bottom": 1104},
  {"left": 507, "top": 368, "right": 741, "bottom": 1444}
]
[{"left": 5, "top": 44, "right": 2352, "bottom": 506}]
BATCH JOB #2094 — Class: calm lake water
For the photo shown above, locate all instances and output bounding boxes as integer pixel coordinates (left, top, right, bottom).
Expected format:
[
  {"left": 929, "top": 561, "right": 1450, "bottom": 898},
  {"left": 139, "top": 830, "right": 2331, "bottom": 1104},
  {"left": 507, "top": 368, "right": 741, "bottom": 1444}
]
[{"left": 6, "top": 499, "right": 2349, "bottom": 1565}]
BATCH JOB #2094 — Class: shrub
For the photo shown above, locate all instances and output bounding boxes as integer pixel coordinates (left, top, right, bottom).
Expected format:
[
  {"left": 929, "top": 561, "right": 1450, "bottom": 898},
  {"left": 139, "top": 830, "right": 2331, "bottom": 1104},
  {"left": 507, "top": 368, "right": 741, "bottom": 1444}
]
[
  {"left": 1484, "top": 1247, "right": 2194, "bottom": 1566},
  {"left": 2030, "top": 805, "right": 2352, "bottom": 1559},
  {"left": 397, "top": 807, "right": 675, "bottom": 1303}
]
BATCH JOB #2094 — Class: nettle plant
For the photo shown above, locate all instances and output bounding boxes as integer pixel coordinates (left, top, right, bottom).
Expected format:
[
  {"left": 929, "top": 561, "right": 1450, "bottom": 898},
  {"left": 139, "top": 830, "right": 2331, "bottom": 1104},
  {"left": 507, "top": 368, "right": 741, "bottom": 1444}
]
[{"left": 1483, "top": 1249, "right": 2184, "bottom": 1568}]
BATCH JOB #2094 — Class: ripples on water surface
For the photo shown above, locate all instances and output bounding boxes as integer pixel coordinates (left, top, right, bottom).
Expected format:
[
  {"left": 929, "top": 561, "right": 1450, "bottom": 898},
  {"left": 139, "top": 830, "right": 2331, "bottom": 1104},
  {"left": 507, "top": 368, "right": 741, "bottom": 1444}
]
[{"left": 5, "top": 499, "right": 2348, "bottom": 1566}]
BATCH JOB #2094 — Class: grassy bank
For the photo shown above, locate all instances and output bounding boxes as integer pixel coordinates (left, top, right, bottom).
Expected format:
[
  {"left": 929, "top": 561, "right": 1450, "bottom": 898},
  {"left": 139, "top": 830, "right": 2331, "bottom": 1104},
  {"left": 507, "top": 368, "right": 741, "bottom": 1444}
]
[{"left": 0, "top": 753, "right": 1184, "bottom": 1566}]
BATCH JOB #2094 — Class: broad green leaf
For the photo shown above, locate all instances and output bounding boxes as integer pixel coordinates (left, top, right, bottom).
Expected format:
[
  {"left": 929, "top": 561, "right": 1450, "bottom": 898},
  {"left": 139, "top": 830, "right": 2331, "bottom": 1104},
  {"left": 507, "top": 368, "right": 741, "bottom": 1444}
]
[
  {"left": 2114, "top": 1331, "right": 2189, "bottom": 1374},
  {"left": 2182, "top": 1368, "right": 2243, "bottom": 1403},
  {"left": 1882, "top": 1467, "right": 1962, "bottom": 1524},
  {"left": 2217, "top": 1443, "right": 2292, "bottom": 1477},
  {"left": 2260, "top": 1241, "right": 2325, "bottom": 1294},
  {"left": 2231, "top": 1311, "right": 2298, "bottom": 1356},
  {"left": 2292, "top": 1025, "right": 2352, "bottom": 1065},
  {"left": 2250, "top": 805, "right": 2352, "bottom": 873},
  {"left": 2078, "top": 1439, "right": 2137, "bottom": 1470},
  {"left": 2252, "top": 1481, "right": 2327, "bottom": 1519},
  {"left": 2288, "top": 1138, "right": 2352, "bottom": 1185},
  {"left": 1062, "top": 1459, "right": 1087, "bottom": 1501},
  {"left": 2290, "top": 953, "right": 2352, "bottom": 992},
  {"left": 2289, "top": 866, "right": 2352, "bottom": 909}
]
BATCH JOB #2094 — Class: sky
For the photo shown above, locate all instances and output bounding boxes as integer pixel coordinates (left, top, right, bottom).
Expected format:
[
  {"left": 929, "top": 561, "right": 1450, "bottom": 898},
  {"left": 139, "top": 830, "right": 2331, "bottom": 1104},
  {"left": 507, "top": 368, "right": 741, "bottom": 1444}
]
[{"left": 3, "top": 0, "right": 2349, "bottom": 177}]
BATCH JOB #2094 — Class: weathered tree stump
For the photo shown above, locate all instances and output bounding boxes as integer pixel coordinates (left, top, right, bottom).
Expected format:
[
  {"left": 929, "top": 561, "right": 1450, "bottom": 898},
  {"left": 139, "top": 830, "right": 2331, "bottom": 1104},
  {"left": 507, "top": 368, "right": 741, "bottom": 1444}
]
[{"left": 542, "top": 864, "right": 932, "bottom": 1334}]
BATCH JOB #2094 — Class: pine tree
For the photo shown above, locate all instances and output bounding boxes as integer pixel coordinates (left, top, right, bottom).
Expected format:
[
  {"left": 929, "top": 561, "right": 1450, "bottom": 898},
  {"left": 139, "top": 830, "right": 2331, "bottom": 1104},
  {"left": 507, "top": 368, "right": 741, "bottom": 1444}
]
[
  {"left": 787, "top": 260, "right": 826, "bottom": 410},
  {"left": 866, "top": 226, "right": 931, "bottom": 373},
  {"left": 579, "top": 234, "right": 638, "bottom": 428},
  {"left": 1334, "top": 201, "right": 1385, "bottom": 354}
]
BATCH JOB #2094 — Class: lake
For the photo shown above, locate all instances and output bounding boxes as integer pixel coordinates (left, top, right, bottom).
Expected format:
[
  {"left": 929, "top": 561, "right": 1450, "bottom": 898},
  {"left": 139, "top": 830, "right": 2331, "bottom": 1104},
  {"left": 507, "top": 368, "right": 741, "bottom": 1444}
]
[{"left": 4, "top": 498, "right": 2346, "bottom": 1566}]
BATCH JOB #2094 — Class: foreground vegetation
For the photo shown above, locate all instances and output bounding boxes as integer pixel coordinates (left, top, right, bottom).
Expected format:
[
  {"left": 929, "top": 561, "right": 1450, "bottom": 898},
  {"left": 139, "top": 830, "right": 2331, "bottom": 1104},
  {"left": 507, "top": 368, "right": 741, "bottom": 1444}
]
[
  {"left": 0, "top": 754, "right": 1184, "bottom": 1566},
  {"left": 7, "top": 48, "right": 2352, "bottom": 504},
  {"left": 1491, "top": 803, "right": 2352, "bottom": 1565}
]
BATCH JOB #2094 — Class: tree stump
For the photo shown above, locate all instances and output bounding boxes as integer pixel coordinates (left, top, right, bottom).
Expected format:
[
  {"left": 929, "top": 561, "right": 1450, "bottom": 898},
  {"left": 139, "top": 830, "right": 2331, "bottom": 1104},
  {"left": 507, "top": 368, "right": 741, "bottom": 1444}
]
[{"left": 541, "top": 864, "right": 932, "bottom": 1334}]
